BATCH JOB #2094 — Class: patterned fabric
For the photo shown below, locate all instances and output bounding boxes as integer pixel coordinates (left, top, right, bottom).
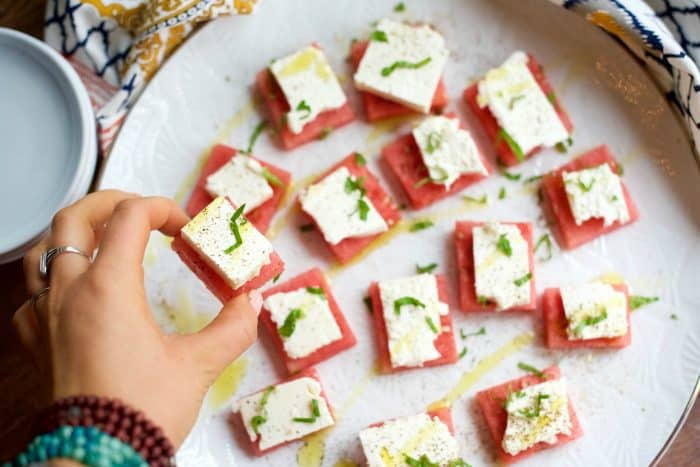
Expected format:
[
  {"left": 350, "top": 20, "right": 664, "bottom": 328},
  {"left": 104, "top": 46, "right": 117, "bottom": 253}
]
[{"left": 43, "top": 0, "right": 699, "bottom": 157}]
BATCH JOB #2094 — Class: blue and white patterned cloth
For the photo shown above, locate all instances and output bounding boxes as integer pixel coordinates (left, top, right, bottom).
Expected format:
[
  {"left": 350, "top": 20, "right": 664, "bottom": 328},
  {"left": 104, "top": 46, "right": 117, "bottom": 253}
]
[{"left": 44, "top": 0, "right": 700, "bottom": 157}]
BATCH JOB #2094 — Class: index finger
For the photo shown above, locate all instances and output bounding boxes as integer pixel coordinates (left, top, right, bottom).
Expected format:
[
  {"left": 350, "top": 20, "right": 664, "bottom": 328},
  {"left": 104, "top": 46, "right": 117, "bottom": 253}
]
[{"left": 94, "top": 197, "right": 189, "bottom": 272}]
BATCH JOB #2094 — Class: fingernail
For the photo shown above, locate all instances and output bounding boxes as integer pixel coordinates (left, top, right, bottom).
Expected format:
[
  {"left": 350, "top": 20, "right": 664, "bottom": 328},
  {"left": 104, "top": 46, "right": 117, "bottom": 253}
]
[{"left": 248, "top": 289, "right": 263, "bottom": 316}]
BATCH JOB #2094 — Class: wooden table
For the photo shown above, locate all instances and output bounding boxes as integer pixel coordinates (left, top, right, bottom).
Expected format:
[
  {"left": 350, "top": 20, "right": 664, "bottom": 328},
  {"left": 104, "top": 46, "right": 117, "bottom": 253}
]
[{"left": 0, "top": 0, "right": 698, "bottom": 463}]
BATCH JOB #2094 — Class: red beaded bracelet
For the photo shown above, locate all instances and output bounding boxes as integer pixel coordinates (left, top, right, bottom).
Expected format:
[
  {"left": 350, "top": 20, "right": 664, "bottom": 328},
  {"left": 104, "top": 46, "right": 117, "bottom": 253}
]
[{"left": 33, "top": 395, "right": 175, "bottom": 466}]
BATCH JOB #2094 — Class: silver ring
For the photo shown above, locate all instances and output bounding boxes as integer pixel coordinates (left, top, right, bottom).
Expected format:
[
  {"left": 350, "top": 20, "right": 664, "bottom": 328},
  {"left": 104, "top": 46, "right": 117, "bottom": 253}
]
[
  {"left": 39, "top": 246, "right": 91, "bottom": 278},
  {"left": 30, "top": 287, "right": 50, "bottom": 310}
]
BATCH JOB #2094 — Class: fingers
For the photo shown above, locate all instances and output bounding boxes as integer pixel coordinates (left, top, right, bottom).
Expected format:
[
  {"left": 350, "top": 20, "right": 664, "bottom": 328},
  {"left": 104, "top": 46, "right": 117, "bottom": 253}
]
[
  {"left": 12, "top": 301, "right": 41, "bottom": 366},
  {"left": 49, "top": 190, "right": 139, "bottom": 287},
  {"left": 175, "top": 291, "right": 261, "bottom": 375},
  {"left": 93, "top": 197, "right": 189, "bottom": 273}
]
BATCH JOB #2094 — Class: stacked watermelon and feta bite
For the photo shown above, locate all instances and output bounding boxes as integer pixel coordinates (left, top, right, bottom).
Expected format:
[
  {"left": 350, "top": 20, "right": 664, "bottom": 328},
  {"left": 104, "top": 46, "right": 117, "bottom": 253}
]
[
  {"left": 382, "top": 113, "right": 492, "bottom": 209},
  {"left": 235, "top": 368, "right": 334, "bottom": 456},
  {"left": 543, "top": 281, "right": 631, "bottom": 349},
  {"left": 259, "top": 268, "right": 356, "bottom": 374},
  {"left": 358, "top": 408, "right": 466, "bottom": 466},
  {"left": 298, "top": 153, "right": 401, "bottom": 264},
  {"left": 185, "top": 144, "right": 290, "bottom": 232},
  {"left": 257, "top": 45, "right": 355, "bottom": 150},
  {"left": 367, "top": 273, "right": 458, "bottom": 373},
  {"left": 351, "top": 19, "right": 449, "bottom": 121},
  {"left": 476, "top": 366, "right": 582, "bottom": 463},
  {"left": 455, "top": 221, "right": 536, "bottom": 312},
  {"left": 172, "top": 196, "right": 284, "bottom": 303},
  {"left": 541, "top": 145, "right": 639, "bottom": 249},
  {"left": 463, "top": 51, "right": 573, "bottom": 166}
]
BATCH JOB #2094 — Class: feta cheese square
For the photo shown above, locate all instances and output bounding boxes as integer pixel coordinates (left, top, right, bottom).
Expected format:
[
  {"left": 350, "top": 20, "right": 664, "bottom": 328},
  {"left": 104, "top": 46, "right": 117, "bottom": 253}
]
[
  {"left": 354, "top": 19, "right": 448, "bottom": 113},
  {"left": 503, "top": 378, "right": 572, "bottom": 456},
  {"left": 561, "top": 281, "right": 627, "bottom": 340},
  {"left": 237, "top": 376, "right": 334, "bottom": 451},
  {"left": 180, "top": 196, "right": 273, "bottom": 289},
  {"left": 563, "top": 163, "right": 630, "bottom": 227},
  {"left": 205, "top": 156, "right": 274, "bottom": 214},
  {"left": 299, "top": 166, "right": 388, "bottom": 245},
  {"left": 473, "top": 222, "right": 531, "bottom": 310},
  {"left": 264, "top": 288, "right": 342, "bottom": 358},
  {"left": 477, "top": 51, "right": 569, "bottom": 155},
  {"left": 270, "top": 46, "right": 347, "bottom": 134},
  {"left": 378, "top": 274, "right": 448, "bottom": 368},
  {"left": 412, "top": 115, "right": 487, "bottom": 188},
  {"left": 359, "top": 413, "right": 460, "bottom": 466}
]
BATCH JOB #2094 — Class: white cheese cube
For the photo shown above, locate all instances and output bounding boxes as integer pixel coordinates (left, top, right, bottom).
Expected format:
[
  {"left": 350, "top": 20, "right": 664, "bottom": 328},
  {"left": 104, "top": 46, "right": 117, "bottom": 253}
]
[
  {"left": 205, "top": 156, "right": 274, "bottom": 214},
  {"left": 473, "top": 222, "right": 531, "bottom": 310},
  {"left": 561, "top": 281, "right": 628, "bottom": 340},
  {"left": 412, "top": 115, "right": 488, "bottom": 188},
  {"left": 180, "top": 197, "right": 273, "bottom": 289},
  {"left": 359, "top": 413, "right": 460, "bottom": 466},
  {"left": 354, "top": 19, "right": 448, "bottom": 113},
  {"left": 237, "top": 376, "right": 334, "bottom": 451},
  {"left": 378, "top": 274, "right": 449, "bottom": 368},
  {"left": 264, "top": 288, "right": 342, "bottom": 358},
  {"left": 299, "top": 166, "right": 388, "bottom": 245},
  {"left": 563, "top": 163, "right": 630, "bottom": 227},
  {"left": 503, "top": 378, "right": 572, "bottom": 456},
  {"left": 270, "top": 46, "right": 347, "bottom": 134},
  {"left": 477, "top": 51, "right": 569, "bottom": 155}
]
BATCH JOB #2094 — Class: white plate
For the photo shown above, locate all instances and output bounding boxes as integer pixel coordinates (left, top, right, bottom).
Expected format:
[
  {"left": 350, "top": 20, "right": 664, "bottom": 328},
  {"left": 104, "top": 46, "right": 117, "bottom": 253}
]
[{"left": 101, "top": 1, "right": 700, "bottom": 466}]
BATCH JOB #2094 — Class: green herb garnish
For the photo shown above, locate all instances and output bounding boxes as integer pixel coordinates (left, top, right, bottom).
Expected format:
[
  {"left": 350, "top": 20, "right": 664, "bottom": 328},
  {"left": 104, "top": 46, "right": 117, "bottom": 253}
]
[
  {"left": 250, "top": 386, "right": 275, "bottom": 435},
  {"left": 416, "top": 262, "right": 438, "bottom": 274},
  {"left": 630, "top": 295, "right": 659, "bottom": 310},
  {"left": 497, "top": 128, "right": 525, "bottom": 161},
  {"left": 241, "top": 120, "right": 268, "bottom": 155},
  {"left": 448, "top": 460, "right": 471, "bottom": 467},
  {"left": 502, "top": 169, "right": 521, "bottom": 181},
  {"left": 496, "top": 233, "right": 512, "bottom": 257},
  {"left": 514, "top": 272, "right": 532, "bottom": 287},
  {"left": 319, "top": 127, "right": 332, "bottom": 139},
  {"left": 260, "top": 167, "right": 282, "bottom": 187},
  {"left": 354, "top": 152, "right": 366, "bottom": 166},
  {"left": 409, "top": 220, "right": 434, "bottom": 232},
  {"left": 425, "top": 316, "right": 439, "bottom": 333},
  {"left": 278, "top": 308, "right": 304, "bottom": 338},
  {"left": 345, "top": 176, "right": 366, "bottom": 196},
  {"left": 363, "top": 296, "right": 373, "bottom": 314},
  {"left": 460, "top": 326, "right": 486, "bottom": 339},
  {"left": 504, "top": 389, "right": 526, "bottom": 410},
  {"left": 459, "top": 347, "right": 468, "bottom": 359},
  {"left": 273, "top": 273, "right": 282, "bottom": 283},
  {"left": 224, "top": 204, "right": 247, "bottom": 253},
  {"left": 306, "top": 286, "right": 326, "bottom": 298},
  {"left": 477, "top": 295, "right": 490, "bottom": 306},
  {"left": 498, "top": 187, "right": 506, "bottom": 200},
  {"left": 405, "top": 454, "right": 439, "bottom": 467},
  {"left": 293, "top": 398, "right": 321, "bottom": 423},
  {"left": 370, "top": 30, "right": 388, "bottom": 42},
  {"left": 381, "top": 57, "right": 432, "bottom": 77},
  {"left": 546, "top": 91, "right": 556, "bottom": 105},
  {"left": 299, "top": 223, "right": 314, "bottom": 232},
  {"left": 296, "top": 100, "right": 312, "bottom": 119},
  {"left": 414, "top": 172, "right": 448, "bottom": 188},
  {"left": 517, "top": 362, "right": 547, "bottom": 379},
  {"left": 508, "top": 94, "right": 525, "bottom": 109},
  {"left": 577, "top": 178, "right": 596, "bottom": 192},
  {"left": 616, "top": 163, "right": 624, "bottom": 176},
  {"left": 426, "top": 131, "right": 442, "bottom": 154},
  {"left": 463, "top": 193, "right": 488, "bottom": 205},
  {"left": 671, "top": 313, "right": 678, "bottom": 320},
  {"left": 534, "top": 233, "right": 553, "bottom": 261},
  {"left": 518, "top": 393, "right": 549, "bottom": 418},
  {"left": 394, "top": 296, "right": 426, "bottom": 315},
  {"left": 524, "top": 174, "right": 543, "bottom": 184},
  {"left": 394, "top": 1, "right": 406, "bottom": 12},
  {"left": 357, "top": 198, "right": 370, "bottom": 221}
]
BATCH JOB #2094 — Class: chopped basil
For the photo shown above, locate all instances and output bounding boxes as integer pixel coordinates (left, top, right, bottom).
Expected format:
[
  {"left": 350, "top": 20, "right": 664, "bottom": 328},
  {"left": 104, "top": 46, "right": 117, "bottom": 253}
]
[
  {"left": 523, "top": 174, "right": 543, "bottom": 184},
  {"left": 426, "top": 132, "right": 442, "bottom": 154},
  {"left": 517, "top": 361, "right": 547, "bottom": 379},
  {"left": 405, "top": 454, "right": 439, "bottom": 467},
  {"left": 459, "top": 347, "right": 468, "bottom": 359},
  {"left": 630, "top": 295, "right": 659, "bottom": 310},
  {"left": 296, "top": 100, "right": 312, "bottom": 119},
  {"left": 370, "top": 30, "right": 388, "bottom": 42},
  {"left": 357, "top": 198, "right": 370, "bottom": 221},
  {"left": 518, "top": 393, "right": 549, "bottom": 418},
  {"left": 416, "top": 262, "right": 438, "bottom": 274},
  {"left": 260, "top": 167, "right": 282, "bottom": 187},
  {"left": 463, "top": 193, "right": 488, "bottom": 205},
  {"left": 240, "top": 120, "right": 268, "bottom": 155},
  {"left": 363, "top": 296, "right": 373, "bottom": 314},
  {"left": 394, "top": 296, "right": 426, "bottom": 315},
  {"left": 272, "top": 273, "right": 282, "bottom": 283},
  {"left": 224, "top": 204, "right": 247, "bottom": 253},
  {"left": 425, "top": 316, "right": 439, "bottom": 333},
  {"left": 394, "top": 1, "right": 406, "bottom": 12},
  {"left": 496, "top": 128, "right": 525, "bottom": 161},
  {"left": 381, "top": 57, "right": 431, "bottom": 77},
  {"left": 354, "top": 152, "right": 367, "bottom": 166},
  {"left": 502, "top": 169, "right": 521, "bottom": 181},
  {"left": 278, "top": 308, "right": 304, "bottom": 338},
  {"left": 498, "top": 187, "right": 506, "bottom": 200},
  {"left": 513, "top": 272, "right": 532, "bottom": 287},
  {"left": 299, "top": 223, "right": 314, "bottom": 232},
  {"left": 573, "top": 308, "right": 608, "bottom": 337},
  {"left": 555, "top": 136, "right": 573, "bottom": 154},
  {"left": 534, "top": 233, "right": 553, "bottom": 261},
  {"left": 251, "top": 386, "right": 275, "bottom": 435},
  {"left": 306, "top": 286, "right": 326, "bottom": 298},
  {"left": 496, "top": 233, "right": 512, "bottom": 257},
  {"left": 319, "top": 127, "right": 332, "bottom": 140},
  {"left": 345, "top": 176, "right": 366, "bottom": 196},
  {"left": 508, "top": 94, "right": 525, "bottom": 109},
  {"left": 577, "top": 178, "right": 596, "bottom": 192},
  {"left": 460, "top": 326, "right": 486, "bottom": 339},
  {"left": 293, "top": 398, "right": 321, "bottom": 423},
  {"left": 409, "top": 220, "right": 434, "bottom": 232}
]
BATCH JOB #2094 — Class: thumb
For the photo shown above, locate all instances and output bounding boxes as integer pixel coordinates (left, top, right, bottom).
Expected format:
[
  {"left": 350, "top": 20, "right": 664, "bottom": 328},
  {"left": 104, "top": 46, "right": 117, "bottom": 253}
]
[{"left": 177, "top": 290, "right": 262, "bottom": 376}]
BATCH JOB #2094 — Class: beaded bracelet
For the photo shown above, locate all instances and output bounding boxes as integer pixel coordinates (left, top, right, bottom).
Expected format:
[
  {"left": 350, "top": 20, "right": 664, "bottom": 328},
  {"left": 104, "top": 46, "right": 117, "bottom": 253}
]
[
  {"left": 2, "top": 425, "right": 147, "bottom": 467},
  {"left": 32, "top": 395, "right": 175, "bottom": 466}
]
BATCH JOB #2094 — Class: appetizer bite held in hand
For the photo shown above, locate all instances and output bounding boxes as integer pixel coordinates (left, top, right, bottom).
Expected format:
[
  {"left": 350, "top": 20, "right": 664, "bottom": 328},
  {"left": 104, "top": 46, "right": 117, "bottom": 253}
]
[
  {"left": 299, "top": 152, "right": 401, "bottom": 264},
  {"left": 351, "top": 19, "right": 449, "bottom": 121},
  {"left": 257, "top": 45, "right": 355, "bottom": 150},
  {"left": 367, "top": 273, "right": 458, "bottom": 373},
  {"left": 359, "top": 408, "right": 467, "bottom": 467},
  {"left": 541, "top": 145, "right": 639, "bottom": 249},
  {"left": 543, "top": 281, "right": 631, "bottom": 349},
  {"left": 476, "top": 366, "right": 582, "bottom": 464},
  {"left": 260, "top": 268, "right": 357, "bottom": 374},
  {"left": 382, "top": 113, "right": 491, "bottom": 209},
  {"left": 172, "top": 196, "right": 284, "bottom": 303},
  {"left": 235, "top": 368, "right": 334, "bottom": 456},
  {"left": 463, "top": 51, "right": 573, "bottom": 166},
  {"left": 185, "top": 144, "right": 290, "bottom": 232},
  {"left": 455, "top": 221, "right": 536, "bottom": 312}
]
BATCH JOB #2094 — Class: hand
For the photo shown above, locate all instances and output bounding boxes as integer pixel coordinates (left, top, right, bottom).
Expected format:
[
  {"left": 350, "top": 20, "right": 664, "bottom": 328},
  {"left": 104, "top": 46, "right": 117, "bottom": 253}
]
[{"left": 13, "top": 190, "right": 260, "bottom": 448}]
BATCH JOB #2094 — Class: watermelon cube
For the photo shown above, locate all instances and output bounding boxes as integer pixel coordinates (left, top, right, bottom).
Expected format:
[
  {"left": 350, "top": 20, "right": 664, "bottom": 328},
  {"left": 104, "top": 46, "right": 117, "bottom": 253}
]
[
  {"left": 368, "top": 274, "right": 458, "bottom": 373},
  {"left": 349, "top": 40, "right": 448, "bottom": 122},
  {"left": 463, "top": 54, "right": 573, "bottom": 166},
  {"left": 185, "top": 144, "right": 290, "bottom": 233},
  {"left": 542, "top": 283, "right": 631, "bottom": 349},
  {"left": 541, "top": 145, "right": 639, "bottom": 250},
  {"left": 476, "top": 366, "right": 583, "bottom": 464},
  {"left": 260, "top": 268, "right": 357, "bottom": 374},
  {"left": 454, "top": 221, "right": 536, "bottom": 312}
]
